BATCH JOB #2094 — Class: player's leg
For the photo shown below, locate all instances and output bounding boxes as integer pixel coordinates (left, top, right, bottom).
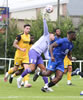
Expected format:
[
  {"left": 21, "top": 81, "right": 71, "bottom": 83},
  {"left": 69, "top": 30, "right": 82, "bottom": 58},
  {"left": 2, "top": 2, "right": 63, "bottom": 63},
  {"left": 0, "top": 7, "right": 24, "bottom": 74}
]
[
  {"left": 17, "top": 55, "right": 32, "bottom": 87},
  {"left": 17, "top": 64, "right": 35, "bottom": 88},
  {"left": 33, "top": 67, "right": 53, "bottom": 92},
  {"left": 64, "top": 68, "right": 68, "bottom": 74},
  {"left": 67, "top": 65, "right": 72, "bottom": 85},
  {"left": 22, "top": 62, "right": 32, "bottom": 87},
  {"left": 64, "top": 56, "right": 72, "bottom": 85},
  {"left": 21, "top": 77, "right": 25, "bottom": 86},
  {"left": 21, "top": 63, "right": 35, "bottom": 79},
  {"left": 39, "top": 59, "right": 55, "bottom": 77},
  {"left": 33, "top": 63, "right": 53, "bottom": 92},
  {"left": 32, "top": 52, "right": 48, "bottom": 83},
  {"left": 49, "top": 70, "right": 63, "bottom": 86},
  {"left": 4, "top": 67, "right": 14, "bottom": 82},
  {"left": 19, "top": 74, "right": 32, "bottom": 87},
  {"left": 9, "top": 65, "right": 32, "bottom": 87},
  {"left": 33, "top": 66, "right": 48, "bottom": 84},
  {"left": 33, "top": 58, "right": 53, "bottom": 81},
  {"left": 41, "top": 70, "right": 53, "bottom": 92},
  {"left": 32, "top": 56, "right": 53, "bottom": 91},
  {"left": 21, "top": 49, "right": 38, "bottom": 77},
  {"left": 4, "top": 65, "right": 19, "bottom": 82},
  {"left": 71, "top": 68, "right": 83, "bottom": 77},
  {"left": 33, "top": 62, "right": 53, "bottom": 92},
  {"left": 78, "top": 72, "right": 83, "bottom": 77},
  {"left": 41, "top": 70, "right": 63, "bottom": 92},
  {"left": 17, "top": 49, "right": 37, "bottom": 88},
  {"left": 67, "top": 58, "right": 72, "bottom": 85},
  {"left": 4, "top": 57, "right": 21, "bottom": 82},
  {"left": 71, "top": 68, "right": 80, "bottom": 76},
  {"left": 31, "top": 54, "right": 53, "bottom": 92},
  {"left": 9, "top": 68, "right": 23, "bottom": 84},
  {"left": 41, "top": 61, "right": 64, "bottom": 92},
  {"left": 35, "top": 64, "right": 53, "bottom": 92},
  {"left": 23, "top": 74, "right": 32, "bottom": 88}
]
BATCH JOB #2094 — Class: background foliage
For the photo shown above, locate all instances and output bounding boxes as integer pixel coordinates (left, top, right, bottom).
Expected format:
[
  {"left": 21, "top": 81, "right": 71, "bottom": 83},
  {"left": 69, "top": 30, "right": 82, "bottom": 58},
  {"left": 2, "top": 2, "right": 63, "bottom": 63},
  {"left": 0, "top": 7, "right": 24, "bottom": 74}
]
[{"left": 0, "top": 15, "right": 83, "bottom": 60}]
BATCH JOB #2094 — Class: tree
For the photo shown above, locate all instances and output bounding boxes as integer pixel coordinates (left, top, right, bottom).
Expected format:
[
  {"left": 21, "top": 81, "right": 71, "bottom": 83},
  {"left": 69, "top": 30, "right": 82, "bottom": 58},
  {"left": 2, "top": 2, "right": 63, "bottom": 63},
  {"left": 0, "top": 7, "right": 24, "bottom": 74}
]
[
  {"left": 56, "top": 16, "right": 75, "bottom": 37},
  {"left": 73, "top": 16, "right": 83, "bottom": 59},
  {"left": 7, "top": 19, "right": 20, "bottom": 58}
]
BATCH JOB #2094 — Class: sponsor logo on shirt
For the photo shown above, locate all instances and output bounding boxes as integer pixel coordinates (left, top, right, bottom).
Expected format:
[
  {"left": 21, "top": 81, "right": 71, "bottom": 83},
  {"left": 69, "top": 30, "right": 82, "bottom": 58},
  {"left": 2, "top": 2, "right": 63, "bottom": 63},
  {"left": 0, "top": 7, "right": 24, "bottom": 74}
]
[
  {"left": 23, "top": 41, "right": 29, "bottom": 44},
  {"left": 16, "top": 62, "right": 18, "bottom": 64},
  {"left": 50, "top": 65, "right": 52, "bottom": 68}
]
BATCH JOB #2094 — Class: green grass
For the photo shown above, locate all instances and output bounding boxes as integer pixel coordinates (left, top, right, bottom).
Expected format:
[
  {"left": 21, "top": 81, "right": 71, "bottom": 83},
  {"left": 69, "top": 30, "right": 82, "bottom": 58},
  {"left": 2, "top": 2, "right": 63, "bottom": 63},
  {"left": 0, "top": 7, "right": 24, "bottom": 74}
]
[{"left": 0, "top": 74, "right": 83, "bottom": 100}]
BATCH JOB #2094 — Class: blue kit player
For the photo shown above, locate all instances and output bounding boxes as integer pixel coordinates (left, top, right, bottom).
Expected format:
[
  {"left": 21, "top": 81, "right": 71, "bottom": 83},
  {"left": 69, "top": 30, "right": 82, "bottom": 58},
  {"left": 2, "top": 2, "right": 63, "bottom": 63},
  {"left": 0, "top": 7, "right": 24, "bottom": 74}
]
[{"left": 34, "top": 31, "right": 76, "bottom": 92}]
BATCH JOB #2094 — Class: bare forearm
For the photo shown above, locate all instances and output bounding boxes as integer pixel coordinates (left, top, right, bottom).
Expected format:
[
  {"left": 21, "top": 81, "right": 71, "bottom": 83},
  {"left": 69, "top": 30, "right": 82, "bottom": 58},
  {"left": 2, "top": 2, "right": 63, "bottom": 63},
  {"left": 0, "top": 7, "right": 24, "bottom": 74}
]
[
  {"left": 50, "top": 42, "right": 58, "bottom": 57},
  {"left": 13, "top": 39, "right": 21, "bottom": 50},
  {"left": 13, "top": 43, "right": 21, "bottom": 50},
  {"left": 49, "top": 45, "right": 54, "bottom": 57},
  {"left": 13, "top": 41, "right": 26, "bottom": 52}
]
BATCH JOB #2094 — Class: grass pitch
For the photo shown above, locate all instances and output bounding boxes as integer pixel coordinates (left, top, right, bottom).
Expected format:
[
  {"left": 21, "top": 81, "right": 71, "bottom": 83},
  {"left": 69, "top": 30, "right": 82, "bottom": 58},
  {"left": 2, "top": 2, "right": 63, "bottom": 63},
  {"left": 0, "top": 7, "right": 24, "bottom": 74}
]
[{"left": 0, "top": 74, "right": 83, "bottom": 100}]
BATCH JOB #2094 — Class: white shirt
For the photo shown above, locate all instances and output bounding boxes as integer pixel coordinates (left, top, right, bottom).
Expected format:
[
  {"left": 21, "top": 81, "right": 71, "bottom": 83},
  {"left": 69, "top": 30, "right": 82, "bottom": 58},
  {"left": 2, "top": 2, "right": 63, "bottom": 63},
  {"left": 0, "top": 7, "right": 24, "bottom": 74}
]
[{"left": 30, "top": 19, "right": 50, "bottom": 59}]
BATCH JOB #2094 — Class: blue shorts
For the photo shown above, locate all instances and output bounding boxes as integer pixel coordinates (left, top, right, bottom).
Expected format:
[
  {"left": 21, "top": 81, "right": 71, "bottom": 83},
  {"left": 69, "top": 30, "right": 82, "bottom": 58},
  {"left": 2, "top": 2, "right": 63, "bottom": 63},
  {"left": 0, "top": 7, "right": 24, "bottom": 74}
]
[
  {"left": 29, "top": 49, "right": 44, "bottom": 65},
  {"left": 47, "top": 59, "right": 64, "bottom": 72}
]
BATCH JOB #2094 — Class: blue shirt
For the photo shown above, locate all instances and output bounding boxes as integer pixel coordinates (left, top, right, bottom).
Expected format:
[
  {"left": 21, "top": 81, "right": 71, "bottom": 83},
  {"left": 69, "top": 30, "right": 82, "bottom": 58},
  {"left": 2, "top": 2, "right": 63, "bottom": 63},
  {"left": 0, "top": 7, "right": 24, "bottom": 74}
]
[
  {"left": 49, "top": 36, "right": 61, "bottom": 56},
  {"left": 53, "top": 37, "right": 73, "bottom": 61},
  {"left": 50, "top": 36, "right": 61, "bottom": 44}
]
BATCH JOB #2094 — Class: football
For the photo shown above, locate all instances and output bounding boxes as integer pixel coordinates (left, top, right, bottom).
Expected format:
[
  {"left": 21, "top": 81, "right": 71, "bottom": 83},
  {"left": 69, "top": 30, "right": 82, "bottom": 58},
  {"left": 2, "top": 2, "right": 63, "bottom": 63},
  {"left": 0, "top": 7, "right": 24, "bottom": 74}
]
[{"left": 45, "top": 5, "right": 53, "bottom": 13}]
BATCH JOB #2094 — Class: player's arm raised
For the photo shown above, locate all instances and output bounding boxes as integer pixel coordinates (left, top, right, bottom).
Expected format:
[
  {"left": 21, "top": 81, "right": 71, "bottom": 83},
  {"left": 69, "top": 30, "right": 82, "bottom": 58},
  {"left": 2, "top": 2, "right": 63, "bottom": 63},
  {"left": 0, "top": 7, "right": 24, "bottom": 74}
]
[
  {"left": 43, "top": 18, "right": 49, "bottom": 36},
  {"left": 49, "top": 42, "right": 58, "bottom": 61}
]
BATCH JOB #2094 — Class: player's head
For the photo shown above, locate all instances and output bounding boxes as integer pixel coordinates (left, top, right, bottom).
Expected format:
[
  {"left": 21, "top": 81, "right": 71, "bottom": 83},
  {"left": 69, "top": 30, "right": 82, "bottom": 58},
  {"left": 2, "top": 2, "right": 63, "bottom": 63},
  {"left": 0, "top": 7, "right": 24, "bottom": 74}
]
[
  {"left": 54, "top": 28, "right": 61, "bottom": 37},
  {"left": 24, "top": 24, "right": 31, "bottom": 34},
  {"left": 49, "top": 32, "right": 55, "bottom": 41},
  {"left": 67, "top": 31, "right": 76, "bottom": 41}
]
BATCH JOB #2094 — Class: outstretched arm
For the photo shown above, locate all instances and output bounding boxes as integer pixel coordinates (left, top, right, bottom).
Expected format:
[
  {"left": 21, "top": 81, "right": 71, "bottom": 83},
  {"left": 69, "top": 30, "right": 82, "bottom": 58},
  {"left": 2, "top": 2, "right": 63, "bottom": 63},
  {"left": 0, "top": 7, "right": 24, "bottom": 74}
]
[{"left": 43, "top": 18, "right": 49, "bottom": 36}]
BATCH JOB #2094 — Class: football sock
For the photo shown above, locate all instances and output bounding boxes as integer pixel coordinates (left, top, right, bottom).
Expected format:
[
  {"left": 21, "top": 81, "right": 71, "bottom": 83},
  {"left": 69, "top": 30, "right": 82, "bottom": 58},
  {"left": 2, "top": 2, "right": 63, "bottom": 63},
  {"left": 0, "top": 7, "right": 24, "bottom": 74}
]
[
  {"left": 21, "top": 68, "right": 32, "bottom": 77},
  {"left": 42, "top": 76, "right": 48, "bottom": 84},
  {"left": 67, "top": 72, "right": 71, "bottom": 81},
  {"left": 8, "top": 68, "right": 14, "bottom": 74},
  {"left": 48, "top": 81, "right": 55, "bottom": 87},
  {"left": 24, "top": 74, "right": 30, "bottom": 81},
  {"left": 11, "top": 73, "right": 16, "bottom": 78}
]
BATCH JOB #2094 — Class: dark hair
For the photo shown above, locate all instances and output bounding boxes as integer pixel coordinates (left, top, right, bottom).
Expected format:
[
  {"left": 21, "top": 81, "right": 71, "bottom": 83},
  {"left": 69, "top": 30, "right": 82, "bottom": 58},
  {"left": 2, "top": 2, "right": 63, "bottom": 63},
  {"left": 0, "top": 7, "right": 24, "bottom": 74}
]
[
  {"left": 24, "top": 24, "right": 31, "bottom": 28},
  {"left": 67, "top": 31, "right": 75, "bottom": 34},
  {"left": 49, "top": 32, "right": 54, "bottom": 34},
  {"left": 53, "top": 28, "right": 60, "bottom": 32}
]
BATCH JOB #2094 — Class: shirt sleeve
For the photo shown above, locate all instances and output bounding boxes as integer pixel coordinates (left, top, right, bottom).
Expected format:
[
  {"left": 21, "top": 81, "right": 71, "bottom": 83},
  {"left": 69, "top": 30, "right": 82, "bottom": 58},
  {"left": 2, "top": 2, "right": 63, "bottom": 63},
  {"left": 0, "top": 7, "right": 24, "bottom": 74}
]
[
  {"left": 56, "top": 38, "right": 65, "bottom": 46},
  {"left": 43, "top": 18, "right": 49, "bottom": 36},
  {"left": 16, "top": 35, "right": 21, "bottom": 41},
  {"left": 50, "top": 40, "right": 55, "bottom": 44},
  {"left": 70, "top": 44, "right": 74, "bottom": 51}
]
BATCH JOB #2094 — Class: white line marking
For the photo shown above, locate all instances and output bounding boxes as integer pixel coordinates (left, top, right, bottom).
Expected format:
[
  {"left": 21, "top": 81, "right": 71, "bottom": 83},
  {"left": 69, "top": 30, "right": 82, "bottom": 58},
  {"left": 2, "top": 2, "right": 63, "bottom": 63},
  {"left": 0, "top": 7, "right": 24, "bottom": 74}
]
[{"left": 0, "top": 96, "right": 83, "bottom": 99}]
